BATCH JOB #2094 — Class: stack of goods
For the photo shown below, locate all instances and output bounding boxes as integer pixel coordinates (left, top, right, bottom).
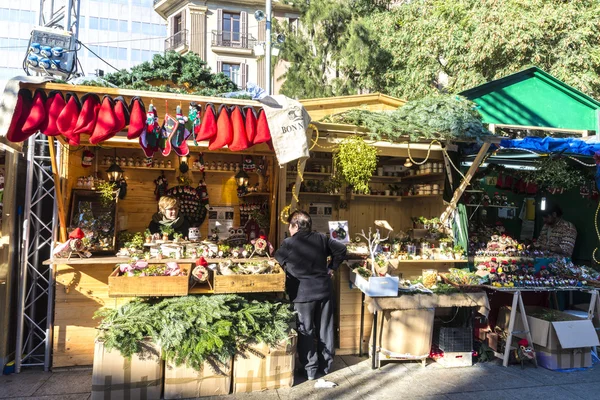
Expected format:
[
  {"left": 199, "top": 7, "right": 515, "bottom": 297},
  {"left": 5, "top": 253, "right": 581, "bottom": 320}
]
[
  {"left": 116, "top": 260, "right": 187, "bottom": 277},
  {"left": 475, "top": 258, "right": 600, "bottom": 288}
]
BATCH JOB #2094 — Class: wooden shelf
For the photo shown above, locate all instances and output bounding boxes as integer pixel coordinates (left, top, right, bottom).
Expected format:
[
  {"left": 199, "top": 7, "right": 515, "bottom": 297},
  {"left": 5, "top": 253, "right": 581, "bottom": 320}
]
[
  {"left": 119, "top": 166, "right": 176, "bottom": 171},
  {"left": 43, "top": 256, "right": 271, "bottom": 266},
  {"left": 351, "top": 194, "right": 402, "bottom": 201},
  {"left": 370, "top": 175, "right": 402, "bottom": 181},
  {"left": 465, "top": 204, "right": 518, "bottom": 209},
  {"left": 401, "top": 173, "right": 444, "bottom": 181},
  {"left": 286, "top": 192, "right": 342, "bottom": 197},
  {"left": 192, "top": 169, "right": 235, "bottom": 174},
  {"left": 402, "top": 194, "right": 443, "bottom": 199},
  {"left": 465, "top": 189, "right": 484, "bottom": 193},
  {"left": 287, "top": 171, "right": 331, "bottom": 176},
  {"left": 240, "top": 192, "right": 271, "bottom": 197}
]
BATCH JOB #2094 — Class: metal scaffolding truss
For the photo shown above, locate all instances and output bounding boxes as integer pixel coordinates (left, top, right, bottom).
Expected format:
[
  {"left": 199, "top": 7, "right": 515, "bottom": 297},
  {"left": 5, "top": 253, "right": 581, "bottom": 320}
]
[{"left": 15, "top": 133, "right": 58, "bottom": 372}]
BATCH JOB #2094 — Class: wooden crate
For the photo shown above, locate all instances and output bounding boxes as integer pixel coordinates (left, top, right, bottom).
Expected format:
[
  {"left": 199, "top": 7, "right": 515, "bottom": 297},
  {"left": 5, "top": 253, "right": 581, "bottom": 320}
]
[
  {"left": 212, "top": 270, "right": 285, "bottom": 294},
  {"left": 108, "top": 264, "right": 192, "bottom": 297}
]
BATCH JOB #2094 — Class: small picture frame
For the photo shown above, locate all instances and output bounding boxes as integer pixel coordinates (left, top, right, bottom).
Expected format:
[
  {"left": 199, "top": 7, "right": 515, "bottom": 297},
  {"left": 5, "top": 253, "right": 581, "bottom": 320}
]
[{"left": 329, "top": 221, "right": 350, "bottom": 243}]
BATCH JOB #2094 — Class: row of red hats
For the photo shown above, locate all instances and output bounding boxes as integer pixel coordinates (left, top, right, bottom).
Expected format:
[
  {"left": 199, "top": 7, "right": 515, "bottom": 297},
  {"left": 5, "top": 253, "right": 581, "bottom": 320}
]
[
  {"left": 194, "top": 104, "right": 272, "bottom": 152},
  {"left": 6, "top": 89, "right": 145, "bottom": 146},
  {"left": 6, "top": 88, "right": 273, "bottom": 152}
]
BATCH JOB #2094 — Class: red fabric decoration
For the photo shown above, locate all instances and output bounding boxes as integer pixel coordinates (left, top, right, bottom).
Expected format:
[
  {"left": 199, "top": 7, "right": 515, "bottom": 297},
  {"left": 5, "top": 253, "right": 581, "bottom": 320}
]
[
  {"left": 196, "top": 256, "right": 208, "bottom": 267},
  {"left": 196, "top": 104, "right": 217, "bottom": 141},
  {"left": 57, "top": 92, "right": 81, "bottom": 143},
  {"left": 496, "top": 171, "right": 504, "bottom": 189},
  {"left": 113, "top": 96, "right": 130, "bottom": 134},
  {"left": 244, "top": 106, "right": 257, "bottom": 144},
  {"left": 40, "top": 91, "right": 65, "bottom": 137},
  {"left": 127, "top": 97, "right": 145, "bottom": 139},
  {"left": 208, "top": 105, "right": 233, "bottom": 150},
  {"left": 69, "top": 227, "right": 85, "bottom": 239},
  {"left": 70, "top": 93, "right": 101, "bottom": 146},
  {"left": 6, "top": 89, "right": 33, "bottom": 143},
  {"left": 526, "top": 182, "right": 538, "bottom": 195},
  {"left": 22, "top": 89, "right": 47, "bottom": 136},
  {"left": 89, "top": 96, "right": 117, "bottom": 145},
  {"left": 81, "top": 149, "right": 94, "bottom": 167},
  {"left": 229, "top": 106, "right": 250, "bottom": 151},
  {"left": 254, "top": 108, "right": 271, "bottom": 145}
]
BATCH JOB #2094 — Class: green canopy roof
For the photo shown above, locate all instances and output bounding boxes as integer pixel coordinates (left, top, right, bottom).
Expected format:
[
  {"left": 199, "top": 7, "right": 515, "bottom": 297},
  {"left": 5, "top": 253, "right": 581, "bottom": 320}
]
[{"left": 460, "top": 67, "right": 600, "bottom": 132}]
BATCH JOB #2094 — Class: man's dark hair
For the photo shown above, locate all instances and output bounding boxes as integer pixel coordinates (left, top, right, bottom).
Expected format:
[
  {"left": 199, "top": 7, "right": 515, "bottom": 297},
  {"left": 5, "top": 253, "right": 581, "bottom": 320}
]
[
  {"left": 542, "top": 204, "right": 563, "bottom": 217},
  {"left": 288, "top": 210, "right": 312, "bottom": 232}
]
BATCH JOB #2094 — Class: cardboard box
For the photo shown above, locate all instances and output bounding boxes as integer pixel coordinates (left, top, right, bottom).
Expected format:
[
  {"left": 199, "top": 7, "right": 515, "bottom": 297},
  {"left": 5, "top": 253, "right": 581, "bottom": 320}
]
[
  {"left": 535, "top": 345, "right": 592, "bottom": 370},
  {"left": 496, "top": 306, "right": 599, "bottom": 370},
  {"left": 91, "top": 340, "right": 163, "bottom": 400},
  {"left": 349, "top": 269, "right": 399, "bottom": 297},
  {"left": 487, "top": 332, "right": 499, "bottom": 352},
  {"left": 370, "top": 308, "right": 435, "bottom": 358},
  {"left": 233, "top": 333, "right": 297, "bottom": 393},
  {"left": 164, "top": 359, "right": 232, "bottom": 399}
]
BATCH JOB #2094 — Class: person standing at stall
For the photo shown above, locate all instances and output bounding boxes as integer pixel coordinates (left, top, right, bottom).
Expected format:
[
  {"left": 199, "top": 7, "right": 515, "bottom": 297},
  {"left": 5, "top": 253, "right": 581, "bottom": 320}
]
[
  {"left": 537, "top": 205, "right": 577, "bottom": 258},
  {"left": 275, "top": 210, "right": 347, "bottom": 380},
  {"left": 147, "top": 195, "right": 190, "bottom": 239}
]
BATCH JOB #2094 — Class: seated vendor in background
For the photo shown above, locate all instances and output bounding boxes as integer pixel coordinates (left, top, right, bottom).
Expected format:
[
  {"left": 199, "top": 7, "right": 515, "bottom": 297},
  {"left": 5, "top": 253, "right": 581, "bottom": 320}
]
[
  {"left": 148, "top": 195, "right": 190, "bottom": 239},
  {"left": 536, "top": 205, "right": 577, "bottom": 258}
]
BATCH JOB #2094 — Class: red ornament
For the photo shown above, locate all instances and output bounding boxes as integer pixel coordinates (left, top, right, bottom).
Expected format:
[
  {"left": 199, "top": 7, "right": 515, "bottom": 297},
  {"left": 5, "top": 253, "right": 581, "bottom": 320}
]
[{"left": 69, "top": 228, "right": 85, "bottom": 239}]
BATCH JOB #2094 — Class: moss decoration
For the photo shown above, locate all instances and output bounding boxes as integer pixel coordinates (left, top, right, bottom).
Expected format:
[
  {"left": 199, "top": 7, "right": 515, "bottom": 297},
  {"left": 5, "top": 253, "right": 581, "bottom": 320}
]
[{"left": 334, "top": 135, "right": 378, "bottom": 194}]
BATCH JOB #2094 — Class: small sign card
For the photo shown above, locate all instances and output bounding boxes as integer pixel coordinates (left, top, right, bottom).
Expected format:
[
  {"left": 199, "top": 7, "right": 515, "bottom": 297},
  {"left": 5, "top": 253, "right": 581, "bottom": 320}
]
[{"left": 329, "top": 221, "right": 350, "bottom": 243}]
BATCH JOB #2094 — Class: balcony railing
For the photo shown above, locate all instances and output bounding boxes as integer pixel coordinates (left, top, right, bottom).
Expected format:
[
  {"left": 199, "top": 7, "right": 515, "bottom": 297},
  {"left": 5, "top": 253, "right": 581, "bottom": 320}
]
[
  {"left": 211, "top": 30, "right": 256, "bottom": 50},
  {"left": 164, "top": 29, "right": 188, "bottom": 52}
]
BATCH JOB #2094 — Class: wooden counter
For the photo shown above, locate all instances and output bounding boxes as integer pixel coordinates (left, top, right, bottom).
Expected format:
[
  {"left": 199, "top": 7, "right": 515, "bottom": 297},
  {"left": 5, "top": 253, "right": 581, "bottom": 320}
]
[{"left": 50, "top": 256, "right": 273, "bottom": 368}]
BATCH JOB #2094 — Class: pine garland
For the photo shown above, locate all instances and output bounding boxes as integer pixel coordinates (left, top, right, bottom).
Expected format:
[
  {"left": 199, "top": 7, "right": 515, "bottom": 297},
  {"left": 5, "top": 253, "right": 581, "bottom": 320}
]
[
  {"left": 94, "top": 295, "right": 295, "bottom": 371},
  {"left": 322, "top": 94, "right": 489, "bottom": 142}
]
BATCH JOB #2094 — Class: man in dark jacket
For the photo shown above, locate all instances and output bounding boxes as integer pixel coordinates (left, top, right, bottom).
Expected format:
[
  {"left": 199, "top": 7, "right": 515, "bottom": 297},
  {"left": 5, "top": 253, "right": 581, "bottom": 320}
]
[{"left": 275, "top": 210, "right": 347, "bottom": 380}]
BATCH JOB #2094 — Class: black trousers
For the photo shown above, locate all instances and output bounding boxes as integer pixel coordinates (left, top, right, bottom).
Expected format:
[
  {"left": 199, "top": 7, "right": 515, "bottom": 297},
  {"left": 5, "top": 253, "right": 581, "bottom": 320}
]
[{"left": 294, "top": 295, "right": 335, "bottom": 378}]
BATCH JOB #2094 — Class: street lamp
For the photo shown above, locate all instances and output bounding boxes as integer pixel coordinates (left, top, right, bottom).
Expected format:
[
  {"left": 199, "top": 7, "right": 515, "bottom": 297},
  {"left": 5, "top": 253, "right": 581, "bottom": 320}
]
[{"left": 106, "top": 162, "right": 124, "bottom": 182}]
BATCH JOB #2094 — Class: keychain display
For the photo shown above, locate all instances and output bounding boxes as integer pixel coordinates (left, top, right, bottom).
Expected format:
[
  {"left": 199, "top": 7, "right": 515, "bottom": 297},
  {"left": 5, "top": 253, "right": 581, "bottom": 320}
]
[{"left": 165, "top": 180, "right": 210, "bottom": 226}]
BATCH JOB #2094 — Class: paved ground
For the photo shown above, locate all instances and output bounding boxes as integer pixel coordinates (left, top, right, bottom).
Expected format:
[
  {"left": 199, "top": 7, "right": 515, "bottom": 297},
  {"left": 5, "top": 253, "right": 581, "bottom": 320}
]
[{"left": 1, "top": 355, "right": 600, "bottom": 399}]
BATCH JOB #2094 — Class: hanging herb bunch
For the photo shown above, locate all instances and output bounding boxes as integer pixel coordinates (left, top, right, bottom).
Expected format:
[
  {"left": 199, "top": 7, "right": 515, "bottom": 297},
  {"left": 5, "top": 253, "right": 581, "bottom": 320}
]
[
  {"left": 334, "top": 135, "right": 378, "bottom": 194},
  {"left": 525, "top": 157, "right": 586, "bottom": 192},
  {"left": 97, "top": 181, "right": 117, "bottom": 207}
]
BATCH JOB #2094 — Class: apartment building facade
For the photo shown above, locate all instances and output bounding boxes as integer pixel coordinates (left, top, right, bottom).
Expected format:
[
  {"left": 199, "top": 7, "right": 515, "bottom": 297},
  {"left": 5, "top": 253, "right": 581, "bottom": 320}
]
[
  {"left": 153, "top": 0, "right": 299, "bottom": 93},
  {"left": 0, "top": 0, "right": 167, "bottom": 80}
]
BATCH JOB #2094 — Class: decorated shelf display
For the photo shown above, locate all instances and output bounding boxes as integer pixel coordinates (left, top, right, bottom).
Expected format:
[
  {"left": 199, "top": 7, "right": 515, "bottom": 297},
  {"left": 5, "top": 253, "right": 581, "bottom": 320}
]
[
  {"left": 469, "top": 223, "right": 550, "bottom": 258},
  {"left": 52, "top": 228, "right": 92, "bottom": 259},
  {"left": 116, "top": 260, "right": 187, "bottom": 277},
  {"left": 476, "top": 258, "right": 600, "bottom": 288}
]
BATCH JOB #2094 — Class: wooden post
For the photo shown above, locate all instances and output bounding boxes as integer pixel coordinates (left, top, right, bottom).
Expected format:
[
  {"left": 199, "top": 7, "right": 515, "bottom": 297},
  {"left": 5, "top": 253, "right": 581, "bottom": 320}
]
[
  {"left": 440, "top": 134, "right": 492, "bottom": 225},
  {"left": 47, "top": 137, "right": 67, "bottom": 242}
]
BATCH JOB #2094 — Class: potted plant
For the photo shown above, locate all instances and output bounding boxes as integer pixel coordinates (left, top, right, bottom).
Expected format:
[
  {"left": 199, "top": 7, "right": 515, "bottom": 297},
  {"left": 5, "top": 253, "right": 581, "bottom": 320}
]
[
  {"left": 172, "top": 232, "right": 183, "bottom": 243},
  {"left": 453, "top": 245, "right": 465, "bottom": 260},
  {"left": 160, "top": 225, "right": 174, "bottom": 241},
  {"left": 439, "top": 237, "right": 452, "bottom": 251},
  {"left": 144, "top": 229, "right": 153, "bottom": 244}
]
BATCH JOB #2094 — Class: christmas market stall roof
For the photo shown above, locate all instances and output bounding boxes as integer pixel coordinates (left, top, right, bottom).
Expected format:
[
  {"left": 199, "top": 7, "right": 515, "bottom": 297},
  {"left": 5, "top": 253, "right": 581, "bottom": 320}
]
[
  {"left": 459, "top": 66, "right": 600, "bottom": 133},
  {"left": 300, "top": 93, "right": 406, "bottom": 121}
]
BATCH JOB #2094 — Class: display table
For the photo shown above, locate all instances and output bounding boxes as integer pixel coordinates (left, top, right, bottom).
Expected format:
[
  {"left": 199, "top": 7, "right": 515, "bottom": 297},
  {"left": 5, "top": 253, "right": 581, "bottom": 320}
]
[
  {"left": 485, "top": 286, "right": 600, "bottom": 367},
  {"left": 45, "top": 256, "right": 278, "bottom": 368},
  {"left": 357, "top": 291, "right": 489, "bottom": 369}
]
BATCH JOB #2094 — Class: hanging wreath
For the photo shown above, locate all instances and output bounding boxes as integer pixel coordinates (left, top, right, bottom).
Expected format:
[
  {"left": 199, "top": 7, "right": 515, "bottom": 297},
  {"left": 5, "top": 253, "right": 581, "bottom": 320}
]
[{"left": 334, "top": 135, "right": 378, "bottom": 194}]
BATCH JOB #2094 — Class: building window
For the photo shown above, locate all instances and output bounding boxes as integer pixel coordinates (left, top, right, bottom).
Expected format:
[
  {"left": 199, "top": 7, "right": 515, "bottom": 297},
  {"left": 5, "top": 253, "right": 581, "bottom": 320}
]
[
  {"left": 221, "top": 63, "right": 240, "bottom": 86},
  {"left": 173, "top": 13, "right": 182, "bottom": 34},
  {"left": 222, "top": 12, "right": 240, "bottom": 43}
]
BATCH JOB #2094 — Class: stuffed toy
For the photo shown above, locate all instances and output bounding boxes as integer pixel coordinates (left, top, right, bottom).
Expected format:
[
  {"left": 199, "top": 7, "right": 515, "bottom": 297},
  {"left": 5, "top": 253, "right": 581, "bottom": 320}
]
[
  {"left": 493, "top": 192, "right": 501, "bottom": 206},
  {"left": 509, "top": 338, "right": 536, "bottom": 369},
  {"left": 81, "top": 149, "right": 94, "bottom": 168}
]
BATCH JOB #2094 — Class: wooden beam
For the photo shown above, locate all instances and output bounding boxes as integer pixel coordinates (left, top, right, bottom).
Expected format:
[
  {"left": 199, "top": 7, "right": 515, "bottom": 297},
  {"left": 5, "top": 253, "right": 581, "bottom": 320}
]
[
  {"left": 48, "top": 137, "right": 67, "bottom": 242},
  {"left": 440, "top": 136, "right": 492, "bottom": 225}
]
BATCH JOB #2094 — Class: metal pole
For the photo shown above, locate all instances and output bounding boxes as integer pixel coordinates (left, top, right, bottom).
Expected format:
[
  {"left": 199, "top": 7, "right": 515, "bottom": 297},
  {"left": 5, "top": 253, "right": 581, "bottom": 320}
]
[
  {"left": 74, "top": 0, "right": 81, "bottom": 40},
  {"left": 15, "top": 137, "right": 36, "bottom": 373},
  {"left": 65, "top": 0, "right": 73, "bottom": 32},
  {"left": 265, "top": 0, "right": 272, "bottom": 95}
]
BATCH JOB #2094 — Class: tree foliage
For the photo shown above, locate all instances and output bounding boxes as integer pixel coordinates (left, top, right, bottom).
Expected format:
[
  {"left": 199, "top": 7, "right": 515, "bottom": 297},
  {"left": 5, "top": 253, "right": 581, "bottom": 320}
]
[
  {"left": 280, "top": 0, "right": 600, "bottom": 100},
  {"left": 362, "top": 0, "right": 600, "bottom": 99},
  {"left": 102, "top": 51, "right": 238, "bottom": 96}
]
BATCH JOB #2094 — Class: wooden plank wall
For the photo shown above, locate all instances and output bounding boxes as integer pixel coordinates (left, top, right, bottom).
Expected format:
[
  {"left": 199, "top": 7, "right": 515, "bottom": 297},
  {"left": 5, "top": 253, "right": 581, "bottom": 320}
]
[
  {"left": 65, "top": 147, "right": 274, "bottom": 239},
  {"left": 53, "top": 264, "right": 131, "bottom": 368}
]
